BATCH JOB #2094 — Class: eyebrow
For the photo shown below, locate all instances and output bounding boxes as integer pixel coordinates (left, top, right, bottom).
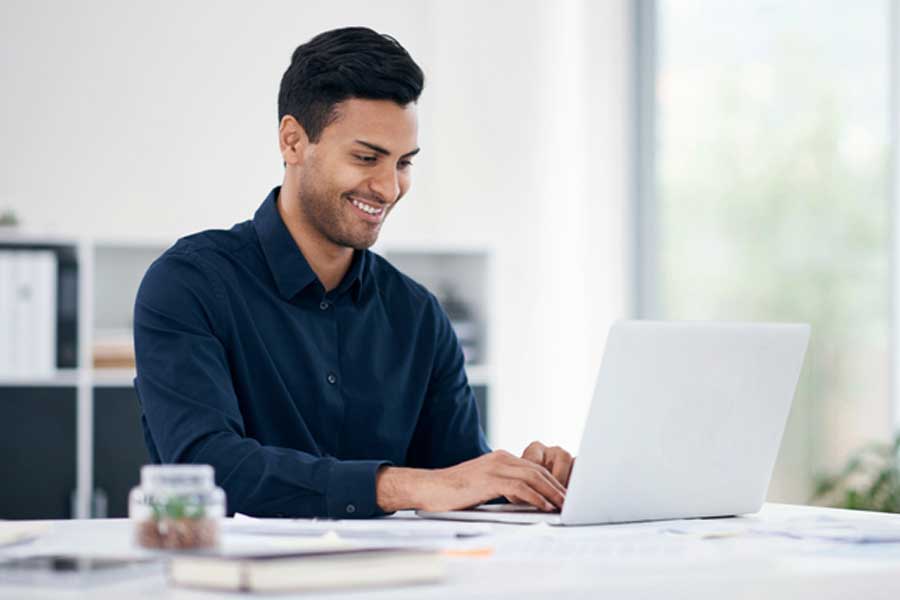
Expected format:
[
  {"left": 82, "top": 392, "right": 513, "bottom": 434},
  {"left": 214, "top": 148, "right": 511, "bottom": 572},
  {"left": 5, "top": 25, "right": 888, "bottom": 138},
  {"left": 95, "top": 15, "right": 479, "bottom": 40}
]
[{"left": 354, "top": 140, "right": 421, "bottom": 158}]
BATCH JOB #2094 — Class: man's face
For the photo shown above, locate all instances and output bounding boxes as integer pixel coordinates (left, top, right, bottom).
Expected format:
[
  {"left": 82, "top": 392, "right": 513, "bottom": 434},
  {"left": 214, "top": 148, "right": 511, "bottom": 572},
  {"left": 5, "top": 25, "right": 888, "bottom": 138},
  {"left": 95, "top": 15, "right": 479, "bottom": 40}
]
[{"left": 293, "top": 98, "right": 419, "bottom": 250}]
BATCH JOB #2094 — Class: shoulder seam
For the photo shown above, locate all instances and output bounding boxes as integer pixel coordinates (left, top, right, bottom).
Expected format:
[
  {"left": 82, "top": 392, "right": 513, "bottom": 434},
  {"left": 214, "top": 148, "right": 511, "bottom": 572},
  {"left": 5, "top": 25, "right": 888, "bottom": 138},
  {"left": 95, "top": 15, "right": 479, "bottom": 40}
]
[{"left": 164, "top": 246, "right": 230, "bottom": 342}]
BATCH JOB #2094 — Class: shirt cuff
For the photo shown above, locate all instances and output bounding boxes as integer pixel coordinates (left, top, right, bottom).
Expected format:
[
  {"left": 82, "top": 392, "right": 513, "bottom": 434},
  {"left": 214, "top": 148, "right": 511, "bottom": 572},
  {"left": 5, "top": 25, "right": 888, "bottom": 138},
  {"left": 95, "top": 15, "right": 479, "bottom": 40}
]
[{"left": 325, "top": 459, "right": 392, "bottom": 518}]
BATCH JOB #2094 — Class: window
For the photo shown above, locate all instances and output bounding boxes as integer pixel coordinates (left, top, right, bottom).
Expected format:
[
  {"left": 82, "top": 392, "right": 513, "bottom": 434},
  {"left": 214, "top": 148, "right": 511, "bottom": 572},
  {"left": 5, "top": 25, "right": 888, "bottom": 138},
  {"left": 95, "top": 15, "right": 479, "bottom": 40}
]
[{"left": 641, "top": 0, "right": 892, "bottom": 501}]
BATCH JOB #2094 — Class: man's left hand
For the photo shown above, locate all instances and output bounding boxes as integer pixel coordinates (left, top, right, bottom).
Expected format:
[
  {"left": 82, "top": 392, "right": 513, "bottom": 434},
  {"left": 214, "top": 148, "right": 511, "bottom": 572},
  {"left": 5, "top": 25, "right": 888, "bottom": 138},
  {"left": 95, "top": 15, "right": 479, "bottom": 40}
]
[{"left": 521, "top": 441, "right": 575, "bottom": 489}]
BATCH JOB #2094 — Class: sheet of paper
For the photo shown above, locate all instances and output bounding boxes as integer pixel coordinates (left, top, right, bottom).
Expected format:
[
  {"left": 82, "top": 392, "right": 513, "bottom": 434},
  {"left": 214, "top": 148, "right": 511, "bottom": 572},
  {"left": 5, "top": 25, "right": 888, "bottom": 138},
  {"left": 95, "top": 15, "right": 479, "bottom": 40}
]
[
  {"left": 757, "top": 515, "right": 900, "bottom": 543},
  {"left": 662, "top": 514, "right": 900, "bottom": 543},
  {"left": 0, "top": 522, "right": 50, "bottom": 548},
  {"left": 219, "top": 530, "right": 355, "bottom": 555},
  {"left": 226, "top": 513, "right": 492, "bottom": 540}
]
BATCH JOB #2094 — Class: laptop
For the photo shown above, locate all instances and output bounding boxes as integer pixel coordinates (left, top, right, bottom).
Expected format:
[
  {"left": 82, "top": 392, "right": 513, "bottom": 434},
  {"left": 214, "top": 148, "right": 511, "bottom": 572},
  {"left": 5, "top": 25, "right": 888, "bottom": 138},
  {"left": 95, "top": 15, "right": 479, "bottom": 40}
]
[{"left": 419, "top": 320, "right": 810, "bottom": 525}]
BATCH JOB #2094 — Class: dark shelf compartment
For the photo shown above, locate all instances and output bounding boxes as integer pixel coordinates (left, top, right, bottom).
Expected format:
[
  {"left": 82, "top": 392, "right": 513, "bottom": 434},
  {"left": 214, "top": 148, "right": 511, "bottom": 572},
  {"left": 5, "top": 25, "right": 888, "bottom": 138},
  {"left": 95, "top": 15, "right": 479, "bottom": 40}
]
[
  {"left": 0, "top": 388, "right": 76, "bottom": 519},
  {"left": 93, "top": 387, "right": 150, "bottom": 518}
]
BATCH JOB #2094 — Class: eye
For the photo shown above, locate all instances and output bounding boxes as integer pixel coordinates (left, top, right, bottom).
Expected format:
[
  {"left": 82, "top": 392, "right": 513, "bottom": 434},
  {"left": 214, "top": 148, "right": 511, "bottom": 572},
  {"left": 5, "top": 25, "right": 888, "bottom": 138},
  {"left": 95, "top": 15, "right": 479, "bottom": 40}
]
[
  {"left": 398, "top": 160, "right": 414, "bottom": 169},
  {"left": 354, "top": 154, "right": 377, "bottom": 164}
]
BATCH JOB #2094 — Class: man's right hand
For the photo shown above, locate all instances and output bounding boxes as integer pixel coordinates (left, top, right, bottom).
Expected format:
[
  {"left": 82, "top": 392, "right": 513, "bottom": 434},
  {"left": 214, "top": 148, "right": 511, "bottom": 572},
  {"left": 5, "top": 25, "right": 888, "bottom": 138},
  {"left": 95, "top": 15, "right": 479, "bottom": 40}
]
[{"left": 376, "top": 450, "right": 567, "bottom": 513}]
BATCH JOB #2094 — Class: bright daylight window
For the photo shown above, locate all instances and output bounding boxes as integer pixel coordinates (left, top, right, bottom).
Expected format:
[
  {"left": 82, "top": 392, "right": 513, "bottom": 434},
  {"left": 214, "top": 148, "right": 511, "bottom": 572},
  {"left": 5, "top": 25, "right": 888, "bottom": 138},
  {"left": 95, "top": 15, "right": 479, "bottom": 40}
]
[{"left": 649, "top": 0, "right": 892, "bottom": 501}]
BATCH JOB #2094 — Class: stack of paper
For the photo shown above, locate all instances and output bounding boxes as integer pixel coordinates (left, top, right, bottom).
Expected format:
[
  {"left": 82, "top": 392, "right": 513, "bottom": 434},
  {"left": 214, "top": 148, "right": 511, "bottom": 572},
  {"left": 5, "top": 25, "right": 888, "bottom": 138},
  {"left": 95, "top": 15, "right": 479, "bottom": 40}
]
[{"left": 226, "top": 512, "right": 491, "bottom": 540}]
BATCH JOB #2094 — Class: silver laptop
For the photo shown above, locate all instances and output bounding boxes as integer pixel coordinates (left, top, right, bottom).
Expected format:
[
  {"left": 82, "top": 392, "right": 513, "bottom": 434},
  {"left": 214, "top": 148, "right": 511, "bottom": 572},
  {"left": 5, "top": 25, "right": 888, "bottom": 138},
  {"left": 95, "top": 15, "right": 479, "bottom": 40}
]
[{"left": 419, "top": 320, "right": 810, "bottom": 525}]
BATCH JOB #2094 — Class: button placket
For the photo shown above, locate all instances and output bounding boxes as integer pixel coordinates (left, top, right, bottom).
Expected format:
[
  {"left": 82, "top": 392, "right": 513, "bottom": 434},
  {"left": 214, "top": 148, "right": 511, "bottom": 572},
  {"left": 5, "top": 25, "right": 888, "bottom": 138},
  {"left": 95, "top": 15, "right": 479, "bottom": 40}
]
[{"left": 318, "top": 293, "right": 345, "bottom": 456}]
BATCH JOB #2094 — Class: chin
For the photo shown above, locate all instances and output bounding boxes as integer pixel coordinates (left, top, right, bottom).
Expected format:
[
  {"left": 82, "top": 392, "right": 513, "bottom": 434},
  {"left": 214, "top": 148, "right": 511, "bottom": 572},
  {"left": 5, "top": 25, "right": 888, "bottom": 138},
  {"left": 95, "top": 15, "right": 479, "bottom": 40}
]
[
  {"left": 326, "top": 221, "right": 382, "bottom": 250},
  {"left": 350, "top": 237, "right": 378, "bottom": 250},
  {"left": 348, "top": 227, "right": 382, "bottom": 250},
  {"left": 331, "top": 232, "right": 378, "bottom": 250}
]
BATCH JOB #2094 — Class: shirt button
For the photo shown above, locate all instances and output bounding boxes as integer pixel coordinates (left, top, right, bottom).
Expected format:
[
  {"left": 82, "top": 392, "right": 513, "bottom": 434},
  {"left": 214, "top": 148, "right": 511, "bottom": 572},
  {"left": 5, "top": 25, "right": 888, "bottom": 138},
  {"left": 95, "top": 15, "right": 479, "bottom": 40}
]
[
  {"left": 346, "top": 504, "right": 356, "bottom": 514},
  {"left": 319, "top": 301, "right": 329, "bottom": 310},
  {"left": 327, "top": 373, "right": 337, "bottom": 385}
]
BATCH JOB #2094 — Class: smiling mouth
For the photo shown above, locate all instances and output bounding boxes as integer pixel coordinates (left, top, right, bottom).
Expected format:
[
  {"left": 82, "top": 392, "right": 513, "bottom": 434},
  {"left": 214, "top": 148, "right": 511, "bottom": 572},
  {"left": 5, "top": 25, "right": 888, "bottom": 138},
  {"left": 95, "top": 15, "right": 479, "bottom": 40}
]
[{"left": 347, "top": 194, "right": 386, "bottom": 222}]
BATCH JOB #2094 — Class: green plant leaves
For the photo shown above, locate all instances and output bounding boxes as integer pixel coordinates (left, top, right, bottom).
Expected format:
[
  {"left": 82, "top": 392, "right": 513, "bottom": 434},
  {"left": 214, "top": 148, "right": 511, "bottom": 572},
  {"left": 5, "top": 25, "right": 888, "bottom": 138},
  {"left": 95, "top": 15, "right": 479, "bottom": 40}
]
[
  {"left": 812, "top": 433, "right": 900, "bottom": 513},
  {"left": 148, "top": 495, "right": 207, "bottom": 520}
]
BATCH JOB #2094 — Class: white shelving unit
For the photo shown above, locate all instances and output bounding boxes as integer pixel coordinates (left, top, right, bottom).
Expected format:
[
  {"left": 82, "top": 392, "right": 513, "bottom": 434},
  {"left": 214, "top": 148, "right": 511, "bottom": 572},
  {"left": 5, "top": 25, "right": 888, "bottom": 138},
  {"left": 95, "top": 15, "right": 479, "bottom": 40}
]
[
  {"left": 1, "top": 233, "right": 494, "bottom": 519},
  {"left": 0, "top": 232, "right": 170, "bottom": 519}
]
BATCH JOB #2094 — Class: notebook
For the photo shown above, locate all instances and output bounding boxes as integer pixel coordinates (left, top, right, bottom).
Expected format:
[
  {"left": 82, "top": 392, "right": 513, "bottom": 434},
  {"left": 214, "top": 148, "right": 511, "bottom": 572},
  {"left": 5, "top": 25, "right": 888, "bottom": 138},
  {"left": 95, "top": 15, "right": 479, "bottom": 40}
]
[{"left": 169, "top": 547, "right": 445, "bottom": 593}]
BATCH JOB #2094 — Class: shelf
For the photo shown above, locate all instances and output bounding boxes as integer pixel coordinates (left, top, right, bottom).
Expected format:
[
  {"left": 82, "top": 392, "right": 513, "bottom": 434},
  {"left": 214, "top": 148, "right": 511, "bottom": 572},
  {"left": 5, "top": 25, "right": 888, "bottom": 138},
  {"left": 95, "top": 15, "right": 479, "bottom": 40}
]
[
  {"left": 0, "top": 230, "right": 81, "bottom": 247},
  {"left": 0, "top": 368, "right": 136, "bottom": 388},
  {"left": 465, "top": 364, "right": 492, "bottom": 386},
  {"left": 0, "top": 369, "right": 80, "bottom": 387},
  {"left": 0, "top": 366, "right": 489, "bottom": 390},
  {"left": 377, "top": 244, "right": 495, "bottom": 257},
  {"left": 92, "top": 368, "right": 137, "bottom": 388},
  {"left": 92, "top": 237, "right": 172, "bottom": 250}
]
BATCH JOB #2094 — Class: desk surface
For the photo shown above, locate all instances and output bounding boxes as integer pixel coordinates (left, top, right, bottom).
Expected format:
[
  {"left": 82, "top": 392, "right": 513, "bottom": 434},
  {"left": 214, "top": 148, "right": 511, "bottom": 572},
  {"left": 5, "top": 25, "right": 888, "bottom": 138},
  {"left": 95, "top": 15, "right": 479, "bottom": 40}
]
[{"left": 2, "top": 503, "right": 900, "bottom": 600}]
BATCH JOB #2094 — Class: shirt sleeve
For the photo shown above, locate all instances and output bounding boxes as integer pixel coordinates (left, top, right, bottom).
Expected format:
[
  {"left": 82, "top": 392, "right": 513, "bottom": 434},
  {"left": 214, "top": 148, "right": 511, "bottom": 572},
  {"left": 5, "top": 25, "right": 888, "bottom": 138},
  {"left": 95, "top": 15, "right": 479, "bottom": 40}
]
[
  {"left": 133, "top": 249, "right": 389, "bottom": 518},
  {"left": 406, "top": 293, "right": 492, "bottom": 469}
]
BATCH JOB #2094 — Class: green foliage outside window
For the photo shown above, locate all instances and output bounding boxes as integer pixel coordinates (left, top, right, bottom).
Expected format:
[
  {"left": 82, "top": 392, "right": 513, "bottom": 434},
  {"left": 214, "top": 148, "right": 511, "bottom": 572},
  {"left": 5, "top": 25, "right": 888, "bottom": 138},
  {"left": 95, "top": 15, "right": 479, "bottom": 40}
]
[{"left": 812, "top": 434, "right": 900, "bottom": 513}]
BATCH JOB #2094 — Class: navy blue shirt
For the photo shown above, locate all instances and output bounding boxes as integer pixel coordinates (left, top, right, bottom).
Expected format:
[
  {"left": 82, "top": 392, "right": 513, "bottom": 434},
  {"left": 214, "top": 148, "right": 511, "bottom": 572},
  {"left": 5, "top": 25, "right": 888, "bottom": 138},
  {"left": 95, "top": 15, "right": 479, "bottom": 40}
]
[{"left": 133, "top": 187, "right": 490, "bottom": 518}]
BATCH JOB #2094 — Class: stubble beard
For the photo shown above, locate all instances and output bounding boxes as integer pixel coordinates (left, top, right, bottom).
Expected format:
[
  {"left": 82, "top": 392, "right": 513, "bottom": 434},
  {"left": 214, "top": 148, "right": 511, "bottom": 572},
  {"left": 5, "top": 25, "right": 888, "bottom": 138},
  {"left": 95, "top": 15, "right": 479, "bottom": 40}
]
[{"left": 297, "top": 173, "right": 380, "bottom": 251}]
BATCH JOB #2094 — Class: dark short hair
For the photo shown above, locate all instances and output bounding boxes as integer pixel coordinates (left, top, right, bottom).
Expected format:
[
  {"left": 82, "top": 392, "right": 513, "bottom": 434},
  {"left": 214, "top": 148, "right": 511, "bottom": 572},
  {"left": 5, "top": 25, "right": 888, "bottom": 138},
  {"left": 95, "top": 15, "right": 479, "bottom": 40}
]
[{"left": 278, "top": 27, "right": 425, "bottom": 142}]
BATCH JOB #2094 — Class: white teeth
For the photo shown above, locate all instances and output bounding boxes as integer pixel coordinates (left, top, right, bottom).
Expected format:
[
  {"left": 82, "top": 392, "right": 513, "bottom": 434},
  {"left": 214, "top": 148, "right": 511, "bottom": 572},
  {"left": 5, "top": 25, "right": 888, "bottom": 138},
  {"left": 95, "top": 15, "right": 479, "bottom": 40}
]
[{"left": 351, "top": 197, "right": 383, "bottom": 216}]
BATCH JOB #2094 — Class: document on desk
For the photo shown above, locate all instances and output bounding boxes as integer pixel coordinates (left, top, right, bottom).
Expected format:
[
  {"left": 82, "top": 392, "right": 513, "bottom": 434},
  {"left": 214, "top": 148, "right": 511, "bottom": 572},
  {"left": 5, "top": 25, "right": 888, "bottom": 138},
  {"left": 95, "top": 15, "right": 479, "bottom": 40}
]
[
  {"left": 483, "top": 522, "right": 734, "bottom": 567},
  {"left": 0, "top": 522, "right": 50, "bottom": 549},
  {"left": 663, "top": 514, "right": 900, "bottom": 543},
  {"left": 225, "top": 512, "right": 492, "bottom": 540}
]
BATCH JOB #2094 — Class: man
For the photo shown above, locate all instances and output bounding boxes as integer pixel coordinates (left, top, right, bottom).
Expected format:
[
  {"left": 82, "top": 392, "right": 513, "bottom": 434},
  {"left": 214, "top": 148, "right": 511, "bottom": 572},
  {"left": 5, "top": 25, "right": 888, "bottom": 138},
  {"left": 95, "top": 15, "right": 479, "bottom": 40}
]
[{"left": 134, "top": 27, "right": 573, "bottom": 518}]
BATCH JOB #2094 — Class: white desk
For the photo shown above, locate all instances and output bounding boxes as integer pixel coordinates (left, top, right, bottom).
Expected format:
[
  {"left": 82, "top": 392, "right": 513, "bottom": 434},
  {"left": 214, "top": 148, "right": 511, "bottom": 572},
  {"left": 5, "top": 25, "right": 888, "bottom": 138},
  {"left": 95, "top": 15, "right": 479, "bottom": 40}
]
[{"left": 3, "top": 503, "right": 900, "bottom": 600}]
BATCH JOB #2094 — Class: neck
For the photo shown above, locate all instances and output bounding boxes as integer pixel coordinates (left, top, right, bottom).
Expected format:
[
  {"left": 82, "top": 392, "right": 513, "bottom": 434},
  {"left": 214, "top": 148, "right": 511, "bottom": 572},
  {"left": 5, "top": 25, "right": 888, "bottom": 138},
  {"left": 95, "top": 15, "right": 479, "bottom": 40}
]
[{"left": 277, "top": 180, "right": 353, "bottom": 293}]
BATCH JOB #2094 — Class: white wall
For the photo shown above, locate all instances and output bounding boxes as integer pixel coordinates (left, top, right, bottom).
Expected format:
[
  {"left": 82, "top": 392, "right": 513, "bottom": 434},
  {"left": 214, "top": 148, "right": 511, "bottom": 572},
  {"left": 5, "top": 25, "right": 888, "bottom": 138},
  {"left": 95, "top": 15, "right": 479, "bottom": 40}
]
[
  {"left": 0, "top": 0, "right": 434, "bottom": 238},
  {"left": 1, "top": 1, "right": 632, "bottom": 455},
  {"left": 386, "top": 0, "right": 633, "bottom": 454}
]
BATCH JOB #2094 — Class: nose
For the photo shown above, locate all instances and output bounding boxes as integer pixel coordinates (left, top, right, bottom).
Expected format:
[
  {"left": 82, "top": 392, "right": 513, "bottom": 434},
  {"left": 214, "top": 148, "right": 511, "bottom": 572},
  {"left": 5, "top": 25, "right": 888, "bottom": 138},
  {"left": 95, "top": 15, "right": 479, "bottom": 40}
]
[{"left": 369, "top": 164, "right": 401, "bottom": 203}]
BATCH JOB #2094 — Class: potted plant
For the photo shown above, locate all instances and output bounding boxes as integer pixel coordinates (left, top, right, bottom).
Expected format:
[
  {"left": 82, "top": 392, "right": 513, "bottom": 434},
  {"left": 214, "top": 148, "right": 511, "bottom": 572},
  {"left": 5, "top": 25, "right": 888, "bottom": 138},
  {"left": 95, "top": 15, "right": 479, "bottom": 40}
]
[{"left": 811, "top": 433, "right": 900, "bottom": 513}]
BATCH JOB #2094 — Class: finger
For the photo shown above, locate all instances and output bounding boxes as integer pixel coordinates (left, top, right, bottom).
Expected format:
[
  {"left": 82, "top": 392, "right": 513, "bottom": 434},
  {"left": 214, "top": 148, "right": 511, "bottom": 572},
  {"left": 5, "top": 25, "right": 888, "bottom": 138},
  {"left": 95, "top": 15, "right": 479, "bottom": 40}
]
[
  {"left": 547, "top": 458, "right": 570, "bottom": 489},
  {"left": 521, "top": 458, "right": 567, "bottom": 496},
  {"left": 521, "top": 441, "right": 546, "bottom": 464},
  {"left": 564, "top": 457, "right": 576, "bottom": 488},
  {"left": 503, "top": 480, "right": 556, "bottom": 512},
  {"left": 545, "top": 449, "right": 573, "bottom": 487},
  {"left": 504, "top": 494, "right": 527, "bottom": 506},
  {"left": 497, "top": 454, "right": 567, "bottom": 501},
  {"left": 499, "top": 448, "right": 566, "bottom": 492},
  {"left": 508, "top": 465, "right": 566, "bottom": 508},
  {"left": 528, "top": 464, "right": 566, "bottom": 496}
]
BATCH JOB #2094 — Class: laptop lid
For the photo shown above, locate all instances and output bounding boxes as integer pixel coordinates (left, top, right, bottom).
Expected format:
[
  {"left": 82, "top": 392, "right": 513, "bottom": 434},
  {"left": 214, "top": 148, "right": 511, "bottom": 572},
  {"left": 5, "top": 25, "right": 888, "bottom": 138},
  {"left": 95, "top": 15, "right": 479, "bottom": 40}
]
[{"left": 560, "top": 320, "right": 809, "bottom": 525}]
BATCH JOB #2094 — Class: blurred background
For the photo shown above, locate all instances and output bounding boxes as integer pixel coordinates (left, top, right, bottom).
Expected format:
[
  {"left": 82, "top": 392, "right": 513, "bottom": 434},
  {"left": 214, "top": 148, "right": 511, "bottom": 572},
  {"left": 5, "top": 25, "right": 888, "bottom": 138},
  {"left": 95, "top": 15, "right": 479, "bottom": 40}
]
[{"left": 1, "top": 0, "right": 897, "bottom": 518}]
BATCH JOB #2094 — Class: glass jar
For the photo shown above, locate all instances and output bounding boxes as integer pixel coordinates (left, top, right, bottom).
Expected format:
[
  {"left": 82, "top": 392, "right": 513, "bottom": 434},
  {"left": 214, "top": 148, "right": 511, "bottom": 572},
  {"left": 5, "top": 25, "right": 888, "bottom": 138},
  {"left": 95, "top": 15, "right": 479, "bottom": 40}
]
[{"left": 129, "top": 464, "right": 226, "bottom": 550}]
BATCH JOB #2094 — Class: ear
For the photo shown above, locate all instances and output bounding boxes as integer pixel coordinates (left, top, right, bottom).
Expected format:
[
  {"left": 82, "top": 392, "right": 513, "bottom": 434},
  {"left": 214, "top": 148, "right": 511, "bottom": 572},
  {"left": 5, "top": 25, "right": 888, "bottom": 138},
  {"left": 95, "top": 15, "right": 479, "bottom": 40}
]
[{"left": 279, "top": 115, "right": 309, "bottom": 166}]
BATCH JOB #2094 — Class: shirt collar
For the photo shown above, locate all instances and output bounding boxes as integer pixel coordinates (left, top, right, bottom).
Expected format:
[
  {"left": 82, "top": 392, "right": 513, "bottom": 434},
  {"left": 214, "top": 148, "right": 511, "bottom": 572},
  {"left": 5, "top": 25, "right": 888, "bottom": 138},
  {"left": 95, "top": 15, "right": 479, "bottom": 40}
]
[
  {"left": 336, "top": 247, "right": 367, "bottom": 303},
  {"left": 252, "top": 186, "right": 367, "bottom": 303}
]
